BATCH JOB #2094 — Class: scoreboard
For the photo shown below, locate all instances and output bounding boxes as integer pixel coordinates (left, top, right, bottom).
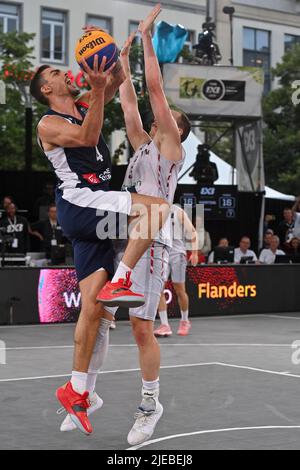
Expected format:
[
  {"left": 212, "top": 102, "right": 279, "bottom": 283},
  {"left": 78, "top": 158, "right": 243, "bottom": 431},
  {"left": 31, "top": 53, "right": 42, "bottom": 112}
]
[{"left": 175, "top": 185, "right": 238, "bottom": 221}]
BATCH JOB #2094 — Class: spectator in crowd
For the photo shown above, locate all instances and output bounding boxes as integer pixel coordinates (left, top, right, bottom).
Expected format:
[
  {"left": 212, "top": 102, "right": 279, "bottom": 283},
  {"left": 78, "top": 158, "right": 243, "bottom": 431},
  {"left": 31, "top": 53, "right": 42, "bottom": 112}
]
[
  {"left": 259, "top": 235, "right": 285, "bottom": 265},
  {"left": 277, "top": 208, "right": 295, "bottom": 246},
  {"left": 285, "top": 237, "right": 300, "bottom": 256},
  {"left": 264, "top": 214, "right": 276, "bottom": 233},
  {"left": 292, "top": 196, "right": 300, "bottom": 239},
  {"left": 33, "top": 181, "right": 55, "bottom": 220},
  {"left": 0, "top": 195, "right": 14, "bottom": 220},
  {"left": 259, "top": 229, "right": 274, "bottom": 254},
  {"left": 32, "top": 204, "right": 66, "bottom": 259},
  {"left": 234, "top": 236, "right": 258, "bottom": 263},
  {"left": 208, "top": 237, "right": 229, "bottom": 263}
]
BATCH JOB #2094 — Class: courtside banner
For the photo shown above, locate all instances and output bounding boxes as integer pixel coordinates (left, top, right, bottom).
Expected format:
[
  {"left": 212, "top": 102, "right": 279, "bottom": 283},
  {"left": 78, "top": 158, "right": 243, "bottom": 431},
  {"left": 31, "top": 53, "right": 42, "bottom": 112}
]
[
  {"left": 1, "top": 265, "right": 300, "bottom": 324},
  {"left": 163, "top": 65, "right": 264, "bottom": 118}
]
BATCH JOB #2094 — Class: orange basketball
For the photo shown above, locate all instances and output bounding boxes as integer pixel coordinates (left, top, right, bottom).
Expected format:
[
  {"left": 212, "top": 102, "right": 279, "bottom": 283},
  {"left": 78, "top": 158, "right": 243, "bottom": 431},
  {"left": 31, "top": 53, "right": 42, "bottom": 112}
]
[{"left": 75, "top": 30, "right": 118, "bottom": 71}]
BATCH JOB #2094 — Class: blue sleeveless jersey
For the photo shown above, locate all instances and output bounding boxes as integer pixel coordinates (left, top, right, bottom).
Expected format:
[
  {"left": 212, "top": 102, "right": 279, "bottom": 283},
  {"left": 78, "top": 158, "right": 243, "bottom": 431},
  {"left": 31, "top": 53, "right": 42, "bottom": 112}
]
[{"left": 39, "top": 101, "right": 112, "bottom": 192}]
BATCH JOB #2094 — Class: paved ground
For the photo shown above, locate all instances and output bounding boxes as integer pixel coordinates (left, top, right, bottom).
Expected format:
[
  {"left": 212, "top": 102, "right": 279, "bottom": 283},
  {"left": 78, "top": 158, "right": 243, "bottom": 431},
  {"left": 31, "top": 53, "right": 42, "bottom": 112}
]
[{"left": 1, "top": 313, "right": 300, "bottom": 450}]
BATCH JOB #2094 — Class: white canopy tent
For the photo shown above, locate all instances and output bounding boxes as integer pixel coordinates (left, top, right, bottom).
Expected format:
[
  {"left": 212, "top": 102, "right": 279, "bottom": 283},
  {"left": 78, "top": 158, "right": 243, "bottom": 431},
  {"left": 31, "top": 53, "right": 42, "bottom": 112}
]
[{"left": 181, "top": 132, "right": 295, "bottom": 202}]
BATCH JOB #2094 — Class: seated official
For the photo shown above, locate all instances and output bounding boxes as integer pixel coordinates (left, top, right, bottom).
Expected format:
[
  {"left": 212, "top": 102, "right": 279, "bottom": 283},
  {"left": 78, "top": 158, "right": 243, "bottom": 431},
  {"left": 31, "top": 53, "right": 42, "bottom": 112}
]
[
  {"left": 234, "top": 236, "right": 258, "bottom": 263},
  {"left": 208, "top": 237, "right": 229, "bottom": 263},
  {"left": 0, "top": 202, "right": 41, "bottom": 253},
  {"left": 32, "top": 204, "right": 66, "bottom": 259},
  {"left": 259, "top": 235, "right": 285, "bottom": 265}
]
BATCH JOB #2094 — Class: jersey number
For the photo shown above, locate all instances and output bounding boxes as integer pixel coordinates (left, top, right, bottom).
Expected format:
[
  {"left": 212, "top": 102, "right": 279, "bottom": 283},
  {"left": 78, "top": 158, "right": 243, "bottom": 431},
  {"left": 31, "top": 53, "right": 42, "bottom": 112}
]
[{"left": 95, "top": 146, "right": 104, "bottom": 163}]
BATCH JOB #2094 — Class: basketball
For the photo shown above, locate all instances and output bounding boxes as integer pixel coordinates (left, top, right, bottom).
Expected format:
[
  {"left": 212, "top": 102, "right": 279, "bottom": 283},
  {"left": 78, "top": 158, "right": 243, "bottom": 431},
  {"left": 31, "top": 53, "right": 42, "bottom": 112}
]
[{"left": 75, "top": 30, "right": 119, "bottom": 71}]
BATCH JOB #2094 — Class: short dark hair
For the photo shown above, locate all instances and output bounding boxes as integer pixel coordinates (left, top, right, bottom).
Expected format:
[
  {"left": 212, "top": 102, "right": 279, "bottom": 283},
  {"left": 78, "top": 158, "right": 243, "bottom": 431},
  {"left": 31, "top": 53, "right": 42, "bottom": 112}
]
[
  {"left": 177, "top": 111, "right": 191, "bottom": 143},
  {"left": 30, "top": 65, "right": 50, "bottom": 106},
  {"left": 48, "top": 203, "right": 56, "bottom": 211}
]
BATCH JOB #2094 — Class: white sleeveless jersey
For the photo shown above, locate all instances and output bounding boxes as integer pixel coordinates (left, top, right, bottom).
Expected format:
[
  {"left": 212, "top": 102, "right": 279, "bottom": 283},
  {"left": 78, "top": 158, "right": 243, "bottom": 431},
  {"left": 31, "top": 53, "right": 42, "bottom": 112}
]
[{"left": 122, "top": 140, "right": 185, "bottom": 247}]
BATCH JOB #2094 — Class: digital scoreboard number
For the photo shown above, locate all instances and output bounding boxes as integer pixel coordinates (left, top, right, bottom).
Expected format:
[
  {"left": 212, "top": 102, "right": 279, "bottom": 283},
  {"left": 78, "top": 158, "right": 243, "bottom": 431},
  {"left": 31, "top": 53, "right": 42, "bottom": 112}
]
[{"left": 177, "top": 185, "right": 238, "bottom": 220}]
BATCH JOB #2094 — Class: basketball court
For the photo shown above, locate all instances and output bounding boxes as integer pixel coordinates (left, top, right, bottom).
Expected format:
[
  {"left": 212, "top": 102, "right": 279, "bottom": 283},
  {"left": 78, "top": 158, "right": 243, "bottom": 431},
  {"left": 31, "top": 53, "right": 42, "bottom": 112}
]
[{"left": 1, "top": 313, "right": 300, "bottom": 450}]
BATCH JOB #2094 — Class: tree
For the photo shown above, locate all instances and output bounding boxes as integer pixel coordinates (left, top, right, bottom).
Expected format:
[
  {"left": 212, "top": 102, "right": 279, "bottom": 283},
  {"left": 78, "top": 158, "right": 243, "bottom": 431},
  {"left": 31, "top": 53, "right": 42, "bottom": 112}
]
[
  {"left": 0, "top": 31, "right": 49, "bottom": 170},
  {"left": 0, "top": 32, "right": 152, "bottom": 169},
  {"left": 263, "top": 44, "right": 300, "bottom": 195}
]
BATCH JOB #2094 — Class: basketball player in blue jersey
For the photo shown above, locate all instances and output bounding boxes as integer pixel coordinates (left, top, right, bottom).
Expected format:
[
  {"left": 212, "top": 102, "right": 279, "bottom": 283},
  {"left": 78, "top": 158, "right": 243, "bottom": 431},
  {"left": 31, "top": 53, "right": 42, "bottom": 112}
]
[
  {"left": 30, "top": 44, "right": 170, "bottom": 435},
  {"left": 77, "top": 4, "right": 191, "bottom": 445}
]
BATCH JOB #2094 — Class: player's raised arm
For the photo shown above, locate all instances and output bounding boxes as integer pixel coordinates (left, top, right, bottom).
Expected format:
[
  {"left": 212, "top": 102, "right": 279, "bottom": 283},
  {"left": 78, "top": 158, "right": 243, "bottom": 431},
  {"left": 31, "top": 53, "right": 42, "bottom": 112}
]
[
  {"left": 119, "top": 33, "right": 150, "bottom": 151},
  {"left": 139, "top": 4, "right": 182, "bottom": 161},
  {"left": 39, "top": 56, "right": 113, "bottom": 149}
]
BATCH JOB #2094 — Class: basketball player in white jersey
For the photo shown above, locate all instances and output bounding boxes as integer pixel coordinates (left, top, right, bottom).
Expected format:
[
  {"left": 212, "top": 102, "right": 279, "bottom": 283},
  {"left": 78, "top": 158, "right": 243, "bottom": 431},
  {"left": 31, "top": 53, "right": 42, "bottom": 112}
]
[
  {"left": 155, "top": 205, "right": 199, "bottom": 337},
  {"left": 60, "top": 4, "right": 191, "bottom": 445}
]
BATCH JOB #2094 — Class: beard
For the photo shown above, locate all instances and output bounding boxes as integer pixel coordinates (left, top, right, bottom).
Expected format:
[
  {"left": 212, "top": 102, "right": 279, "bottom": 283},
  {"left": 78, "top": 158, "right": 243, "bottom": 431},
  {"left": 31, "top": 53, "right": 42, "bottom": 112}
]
[{"left": 70, "top": 87, "right": 80, "bottom": 97}]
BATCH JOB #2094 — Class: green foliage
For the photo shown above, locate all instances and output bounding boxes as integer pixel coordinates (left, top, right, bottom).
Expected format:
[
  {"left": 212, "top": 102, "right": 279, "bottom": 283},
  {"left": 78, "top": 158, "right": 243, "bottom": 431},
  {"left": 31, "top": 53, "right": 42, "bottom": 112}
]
[
  {"left": 0, "top": 32, "right": 152, "bottom": 169},
  {"left": 263, "top": 44, "right": 300, "bottom": 195},
  {"left": 0, "top": 31, "right": 49, "bottom": 171}
]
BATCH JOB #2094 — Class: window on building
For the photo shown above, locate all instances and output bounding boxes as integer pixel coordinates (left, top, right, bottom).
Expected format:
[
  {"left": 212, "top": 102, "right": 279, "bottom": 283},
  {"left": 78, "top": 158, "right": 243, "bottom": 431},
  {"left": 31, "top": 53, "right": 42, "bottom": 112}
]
[
  {"left": 129, "top": 21, "right": 142, "bottom": 45},
  {"left": 87, "top": 15, "right": 112, "bottom": 34},
  {"left": 285, "top": 34, "right": 300, "bottom": 52},
  {"left": 243, "top": 27, "right": 271, "bottom": 94},
  {"left": 128, "top": 21, "right": 143, "bottom": 74},
  {"left": 42, "top": 9, "right": 67, "bottom": 64},
  {"left": 0, "top": 2, "right": 20, "bottom": 33},
  {"left": 178, "top": 29, "right": 196, "bottom": 62}
]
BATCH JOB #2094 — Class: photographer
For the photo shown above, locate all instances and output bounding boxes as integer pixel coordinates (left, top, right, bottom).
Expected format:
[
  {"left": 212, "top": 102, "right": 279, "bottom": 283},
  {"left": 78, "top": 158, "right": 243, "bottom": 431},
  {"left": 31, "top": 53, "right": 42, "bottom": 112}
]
[{"left": 189, "top": 144, "right": 219, "bottom": 186}]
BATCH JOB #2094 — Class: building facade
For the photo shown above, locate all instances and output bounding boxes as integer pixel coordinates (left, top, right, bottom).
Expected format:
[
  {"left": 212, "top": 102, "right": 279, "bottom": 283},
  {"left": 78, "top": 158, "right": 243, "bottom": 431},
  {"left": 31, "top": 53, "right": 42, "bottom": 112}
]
[
  {"left": 1, "top": 0, "right": 300, "bottom": 91},
  {"left": 216, "top": 0, "right": 300, "bottom": 92}
]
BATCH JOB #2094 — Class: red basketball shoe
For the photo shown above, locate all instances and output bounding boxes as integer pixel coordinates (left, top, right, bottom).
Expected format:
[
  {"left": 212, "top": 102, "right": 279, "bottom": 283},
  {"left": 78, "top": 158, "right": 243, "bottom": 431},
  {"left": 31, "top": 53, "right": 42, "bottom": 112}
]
[
  {"left": 56, "top": 382, "right": 92, "bottom": 435},
  {"left": 96, "top": 272, "right": 145, "bottom": 308}
]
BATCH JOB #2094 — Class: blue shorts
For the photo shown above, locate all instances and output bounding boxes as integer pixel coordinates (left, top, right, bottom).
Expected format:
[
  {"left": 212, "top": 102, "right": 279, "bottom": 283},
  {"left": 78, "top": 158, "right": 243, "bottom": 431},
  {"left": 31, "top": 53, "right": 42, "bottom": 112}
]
[{"left": 56, "top": 187, "right": 132, "bottom": 282}]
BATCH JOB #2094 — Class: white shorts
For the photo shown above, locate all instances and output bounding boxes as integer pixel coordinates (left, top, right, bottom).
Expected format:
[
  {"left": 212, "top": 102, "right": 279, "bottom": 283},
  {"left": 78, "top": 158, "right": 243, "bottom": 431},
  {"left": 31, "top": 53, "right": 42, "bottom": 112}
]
[
  {"left": 166, "top": 252, "right": 187, "bottom": 284},
  {"left": 108, "top": 243, "right": 170, "bottom": 321},
  {"left": 62, "top": 186, "right": 132, "bottom": 216}
]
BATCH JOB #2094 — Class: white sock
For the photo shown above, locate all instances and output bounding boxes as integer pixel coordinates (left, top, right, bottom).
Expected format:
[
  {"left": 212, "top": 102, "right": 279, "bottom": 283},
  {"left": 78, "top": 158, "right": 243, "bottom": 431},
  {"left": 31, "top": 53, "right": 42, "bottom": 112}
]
[
  {"left": 71, "top": 371, "right": 88, "bottom": 395},
  {"left": 142, "top": 378, "right": 160, "bottom": 392},
  {"left": 181, "top": 310, "right": 189, "bottom": 322},
  {"left": 86, "top": 373, "right": 98, "bottom": 395},
  {"left": 86, "top": 318, "right": 111, "bottom": 394},
  {"left": 159, "top": 310, "right": 169, "bottom": 326},
  {"left": 112, "top": 261, "right": 131, "bottom": 283}
]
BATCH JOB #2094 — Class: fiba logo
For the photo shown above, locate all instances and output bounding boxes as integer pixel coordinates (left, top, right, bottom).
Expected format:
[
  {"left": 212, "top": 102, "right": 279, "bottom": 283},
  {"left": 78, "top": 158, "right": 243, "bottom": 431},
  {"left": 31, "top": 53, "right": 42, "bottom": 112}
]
[{"left": 202, "top": 79, "right": 225, "bottom": 101}]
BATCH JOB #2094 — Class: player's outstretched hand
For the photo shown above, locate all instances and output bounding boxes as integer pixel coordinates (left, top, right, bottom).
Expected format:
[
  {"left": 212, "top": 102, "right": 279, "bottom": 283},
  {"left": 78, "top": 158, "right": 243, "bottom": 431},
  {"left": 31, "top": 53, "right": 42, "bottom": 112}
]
[
  {"left": 120, "top": 31, "right": 136, "bottom": 60},
  {"left": 81, "top": 56, "right": 116, "bottom": 91},
  {"left": 138, "top": 3, "right": 162, "bottom": 36},
  {"left": 189, "top": 251, "right": 199, "bottom": 267}
]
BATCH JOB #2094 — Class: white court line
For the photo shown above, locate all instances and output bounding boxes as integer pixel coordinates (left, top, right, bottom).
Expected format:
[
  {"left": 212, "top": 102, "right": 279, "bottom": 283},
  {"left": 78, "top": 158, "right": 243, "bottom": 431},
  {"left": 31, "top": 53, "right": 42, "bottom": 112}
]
[
  {"left": 0, "top": 343, "right": 294, "bottom": 352},
  {"left": 260, "top": 314, "right": 300, "bottom": 320},
  {"left": 0, "top": 362, "right": 215, "bottom": 383},
  {"left": 215, "top": 362, "right": 300, "bottom": 379},
  {"left": 0, "top": 313, "right": 288, "bottom": 330},
  {"left": 127, "top": 425, "right": 300, "bottom": 450}
]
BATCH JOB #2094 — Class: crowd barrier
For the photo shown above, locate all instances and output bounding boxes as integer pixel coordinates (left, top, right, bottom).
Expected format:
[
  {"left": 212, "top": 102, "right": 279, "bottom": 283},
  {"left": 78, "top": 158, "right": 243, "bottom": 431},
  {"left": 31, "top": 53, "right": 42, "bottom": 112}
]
[{"left": 0, "top": 265, "right": 299, "bottom": 325}]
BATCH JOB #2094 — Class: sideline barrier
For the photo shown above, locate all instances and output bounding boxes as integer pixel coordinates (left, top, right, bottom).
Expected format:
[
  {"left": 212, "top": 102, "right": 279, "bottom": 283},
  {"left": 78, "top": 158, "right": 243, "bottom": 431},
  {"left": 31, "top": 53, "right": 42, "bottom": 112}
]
[{"left": 0, "top": 265, "right": 299, "bottom": 325}]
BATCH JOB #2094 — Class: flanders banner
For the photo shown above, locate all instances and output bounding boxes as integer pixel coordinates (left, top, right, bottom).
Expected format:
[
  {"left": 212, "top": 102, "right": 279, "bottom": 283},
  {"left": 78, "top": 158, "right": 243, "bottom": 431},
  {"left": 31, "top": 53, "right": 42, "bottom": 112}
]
[{"left": 163, "top": 65, "right": 264, "bottom": 118}]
